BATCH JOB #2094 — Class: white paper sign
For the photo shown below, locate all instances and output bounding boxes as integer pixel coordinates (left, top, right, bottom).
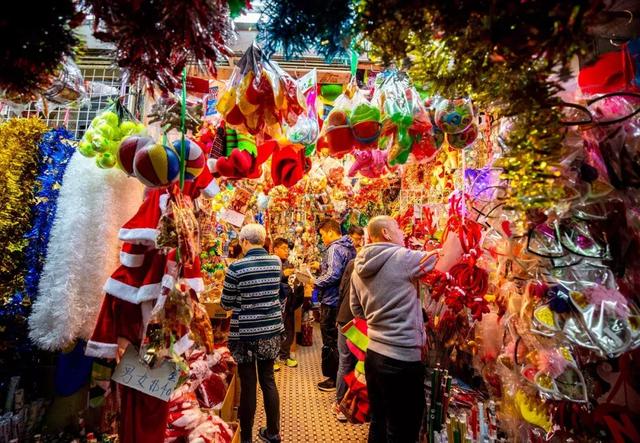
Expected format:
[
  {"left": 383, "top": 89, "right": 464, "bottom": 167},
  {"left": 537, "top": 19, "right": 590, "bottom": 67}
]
[
  {"left": 220, "top": 208, "right": 246, "bottom": 228},
  {"left": 112, "top": 346, "right": 179, "bottom": 402}
]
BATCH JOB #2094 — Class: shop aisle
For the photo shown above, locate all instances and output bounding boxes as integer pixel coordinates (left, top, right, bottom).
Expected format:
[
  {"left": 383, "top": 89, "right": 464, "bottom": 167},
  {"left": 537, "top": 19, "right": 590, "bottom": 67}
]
[{"left": 253, "top": 324, "right": 369, "bottom": 442}]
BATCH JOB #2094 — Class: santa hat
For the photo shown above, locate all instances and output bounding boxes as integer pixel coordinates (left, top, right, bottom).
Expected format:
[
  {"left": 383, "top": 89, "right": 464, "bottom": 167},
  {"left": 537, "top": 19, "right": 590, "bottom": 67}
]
[
  {"left": 119, "top": 189, "right": 166, "bottom": 245},
  {"left": 271, "top": 143, "right": 309, "bottom": 188},
  {"left": 181, "top": 165, "right": 220, "bottom": 200},
  {"left": 104, "top": 249, "right": 167, "bottom": 304},
  {"left": 215, "top": 140, "right": 276, "bottom": 180}
]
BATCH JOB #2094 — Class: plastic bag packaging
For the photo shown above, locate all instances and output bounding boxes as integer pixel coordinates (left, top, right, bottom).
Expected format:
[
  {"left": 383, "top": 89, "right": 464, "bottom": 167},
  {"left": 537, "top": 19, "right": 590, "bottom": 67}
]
[
  {"left": 348, "top": 82, "right": 381, "bottom": 150},
  {"left": 287, "top": 69, "right": 320, "bottom": 147},
  {"left": 77, "top": 100, "right": 147, "bottom": 169},
  {"left": 217, "top": 43, "right": 305, "bottom": 140},
  {"left": 43, "top": 58, "right": 88, "bottom": 106},
  {"left": 374, "top": 72, "right": 434, "bottom": 165},
  {"left": 320, "top": 77, "right": 358, "bottom": 158}
]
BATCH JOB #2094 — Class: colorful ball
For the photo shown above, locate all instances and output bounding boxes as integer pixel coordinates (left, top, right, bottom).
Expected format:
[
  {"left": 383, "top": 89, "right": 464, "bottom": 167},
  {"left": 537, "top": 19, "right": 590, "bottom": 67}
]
[
  {"left": 172, "top": 139, "right": 206, "bottom": 180},
  {"left": 133, "top": 143, "right": 180, "bottom": 187},
  {"left": 434, "top": 98, "right": 474, "bottom": 134},
  {"left": 118, "top": 135, "right": 153, "bottom": 176},
  {"left": 447, "top": 123, "right": 478, "bottom": 149}
]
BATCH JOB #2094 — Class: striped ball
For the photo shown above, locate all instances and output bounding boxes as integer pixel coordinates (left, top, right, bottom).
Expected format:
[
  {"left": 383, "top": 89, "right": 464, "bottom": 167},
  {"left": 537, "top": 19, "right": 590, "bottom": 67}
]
[
  {"left": 172, "top": 139, "right": 206, "bottom": 180},
  {"left": 118, "top": 135, "right": 153, "bottom": 176},
  {"left": 133, "top": 143, "right": 180, "bottom": 187}
]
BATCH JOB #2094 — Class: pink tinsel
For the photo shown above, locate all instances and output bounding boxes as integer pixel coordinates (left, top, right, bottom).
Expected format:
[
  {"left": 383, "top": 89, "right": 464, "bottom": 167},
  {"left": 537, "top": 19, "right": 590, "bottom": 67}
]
[
  {"left": 584, "top": 286, "right": 630, "bottom": 318},
  {"left": 537, "top": 349, "right": 569, "bottom": 378}
]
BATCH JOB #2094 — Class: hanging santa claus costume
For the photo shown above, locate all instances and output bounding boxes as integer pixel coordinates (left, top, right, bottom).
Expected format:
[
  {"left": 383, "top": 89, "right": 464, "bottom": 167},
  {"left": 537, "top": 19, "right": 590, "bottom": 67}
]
[{"left": 86, "top": 154, "right": 219, "bottom": 443}]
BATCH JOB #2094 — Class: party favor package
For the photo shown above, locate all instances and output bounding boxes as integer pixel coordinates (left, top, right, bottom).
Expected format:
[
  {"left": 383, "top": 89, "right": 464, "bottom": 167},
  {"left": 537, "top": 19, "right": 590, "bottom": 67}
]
[{"left": 217, "top": 43, "right": 305, "bottom": 140}]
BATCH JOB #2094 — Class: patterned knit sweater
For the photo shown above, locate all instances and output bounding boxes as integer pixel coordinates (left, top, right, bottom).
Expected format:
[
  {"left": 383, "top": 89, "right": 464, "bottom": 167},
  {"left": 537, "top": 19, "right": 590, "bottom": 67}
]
[{"left": 221, "top": 248, "right": 284, "bottom": 342}]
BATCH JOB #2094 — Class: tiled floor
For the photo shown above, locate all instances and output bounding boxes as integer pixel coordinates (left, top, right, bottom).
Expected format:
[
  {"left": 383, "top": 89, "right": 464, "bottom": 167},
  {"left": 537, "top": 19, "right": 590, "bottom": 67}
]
[{"left": 252, "top": 324, "right": 370, "bottom": 442}]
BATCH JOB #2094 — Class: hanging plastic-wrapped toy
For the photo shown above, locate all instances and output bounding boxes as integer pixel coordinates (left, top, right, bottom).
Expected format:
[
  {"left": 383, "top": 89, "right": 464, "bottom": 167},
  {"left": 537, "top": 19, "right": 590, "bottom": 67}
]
[
  {"left": 320, "top": 78, "right": 357, "bottom": 158},
  {"left": 217, "top": 43, "right": 305, "bottom": 139},
  {"left": 374, "top": 71, "right": 438, "bottom": 165},
  {"left": 286, "top": 68, "right": 320, "bottom": 150}
]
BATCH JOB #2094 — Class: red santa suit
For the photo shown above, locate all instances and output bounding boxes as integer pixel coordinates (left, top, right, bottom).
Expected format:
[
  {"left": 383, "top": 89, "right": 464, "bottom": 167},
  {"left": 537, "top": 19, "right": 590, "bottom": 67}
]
[{"left": 86, "top": 166, "right": 219, "bottom": 443}]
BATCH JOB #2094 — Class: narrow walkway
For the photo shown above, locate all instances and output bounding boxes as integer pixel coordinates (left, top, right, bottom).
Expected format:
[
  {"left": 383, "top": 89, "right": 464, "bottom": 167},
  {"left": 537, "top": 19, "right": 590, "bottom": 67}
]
[{"left": 253, "top": 324, "right": 369, "bottom": 442}]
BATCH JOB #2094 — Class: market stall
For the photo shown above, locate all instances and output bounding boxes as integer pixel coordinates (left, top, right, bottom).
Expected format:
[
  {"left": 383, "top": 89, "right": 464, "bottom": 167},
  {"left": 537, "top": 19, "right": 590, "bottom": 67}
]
[{"left": 1, "top": 1, "right": 639, "bottom": 442}]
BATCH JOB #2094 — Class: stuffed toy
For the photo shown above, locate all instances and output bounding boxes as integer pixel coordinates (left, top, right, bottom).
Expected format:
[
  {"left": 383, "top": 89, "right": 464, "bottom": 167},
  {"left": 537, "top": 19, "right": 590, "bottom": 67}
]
[{"left": 348, "top": 149, "right": 388, "bottom": 178}]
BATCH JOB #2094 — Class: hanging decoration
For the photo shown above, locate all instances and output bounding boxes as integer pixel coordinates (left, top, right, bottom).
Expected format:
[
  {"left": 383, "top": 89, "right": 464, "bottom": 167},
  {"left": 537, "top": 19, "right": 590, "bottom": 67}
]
[
  {"left": 0, "top": 1, "right": 81, "bottom": 102},
  {"left": 87, "top": 0, "right": 235, "bottom": 91},
  {"left": 258, "top": 0, "right": 357, "bottom": 60},
  {"left": 0, "top": 118, "right": 47, "bottom": 311},
  {"left": 19, "top": 128, "right": 76, "bottom": 306}
]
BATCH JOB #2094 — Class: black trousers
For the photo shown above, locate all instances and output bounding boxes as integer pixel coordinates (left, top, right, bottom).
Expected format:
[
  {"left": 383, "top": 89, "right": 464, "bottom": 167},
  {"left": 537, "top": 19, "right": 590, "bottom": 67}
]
[
  {"left": 237, "top": 359, "right": 280, "bottom": 441},
  {"left": 320, "top": 304, "right": 339, "bottom": 380},
  {"left": 279, "top": 309, "right": 296, "bottom": 360},
  {"left": 365, "top": 349, "right": 425, "bottom": 443}
]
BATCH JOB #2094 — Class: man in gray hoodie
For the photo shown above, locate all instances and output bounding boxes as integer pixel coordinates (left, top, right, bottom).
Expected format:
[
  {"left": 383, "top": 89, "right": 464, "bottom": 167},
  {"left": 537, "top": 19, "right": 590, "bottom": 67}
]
[{"left": 351, "top": 216, "right": 438, "bottom": 443}]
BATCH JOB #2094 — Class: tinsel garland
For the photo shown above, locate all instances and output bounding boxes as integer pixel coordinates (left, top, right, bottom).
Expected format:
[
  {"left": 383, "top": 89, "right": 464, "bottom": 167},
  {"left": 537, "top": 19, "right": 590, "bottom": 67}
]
[
  {"left": 357, "top": 0, "right": 602, "bottom": 212},
  {"left": 18, "top": 128, "right": 76, "bottom": 306},
  {"left": 0, "top": 1, "right": 81, "bottom": 101},
  {"left": 258, "top": 0, "right": 357, "bottom": 60},
  {"left": 87, "top": 0, "right": 235, "bottom": 91},
  {"left": 0, "top": 118, "right": 47, "bottom": 350}
]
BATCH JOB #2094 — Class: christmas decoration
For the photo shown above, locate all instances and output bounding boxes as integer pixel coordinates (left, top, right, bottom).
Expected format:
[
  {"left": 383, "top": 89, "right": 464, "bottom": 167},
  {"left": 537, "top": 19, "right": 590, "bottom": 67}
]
[
  {"left": 258, "top": 0, "right": 357, "bottom": 60},
  {"left": 0, "top": 1, "right": 81, "bottom": 101},
  {"left": 87, "top": 0, "right": 235, "bottom": 91}
]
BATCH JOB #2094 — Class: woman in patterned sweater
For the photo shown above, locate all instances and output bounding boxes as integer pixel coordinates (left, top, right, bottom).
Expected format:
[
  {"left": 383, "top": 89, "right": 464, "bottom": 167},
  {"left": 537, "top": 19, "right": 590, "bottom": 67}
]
[{"left": 221, "top": 224, "right": 283, "bottom": 443}]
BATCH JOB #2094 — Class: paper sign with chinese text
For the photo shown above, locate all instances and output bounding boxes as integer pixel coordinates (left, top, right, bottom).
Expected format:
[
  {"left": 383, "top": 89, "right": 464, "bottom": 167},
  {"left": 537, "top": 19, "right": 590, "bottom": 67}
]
[{"left": 112, "top": 346, "right": 179, "bottom": 402}]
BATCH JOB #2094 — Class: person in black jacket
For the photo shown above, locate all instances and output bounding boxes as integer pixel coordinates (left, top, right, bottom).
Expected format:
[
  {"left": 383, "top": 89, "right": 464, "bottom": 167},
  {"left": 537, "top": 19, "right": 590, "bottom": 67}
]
[
  {"left": 273, "top": 238, "right": 303, "bottom": 368},
  {"left": 333, "top": 225, "right": 364, "bottom": 421}
]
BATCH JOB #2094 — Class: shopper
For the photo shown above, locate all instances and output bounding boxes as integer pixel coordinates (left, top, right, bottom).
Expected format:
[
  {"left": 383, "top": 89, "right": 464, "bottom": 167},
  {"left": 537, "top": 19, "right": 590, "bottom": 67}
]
[
  {"left": 221, "top": 224, "right": 283, "bottom": 443},
  {"left": 348, "top": 225, "right": 365, "bottom": 249},
  {"left": 314, "top": 219, "right": 357, "bottom": 392},
  {"left": 273, "top": 237, "right": 303, "bottom": 368},
  {"left": 350, "top": 216, "right": 439, "bottom": 443},
  {"left": 334, "top": 255, "right": 358, "bottom": 421}
]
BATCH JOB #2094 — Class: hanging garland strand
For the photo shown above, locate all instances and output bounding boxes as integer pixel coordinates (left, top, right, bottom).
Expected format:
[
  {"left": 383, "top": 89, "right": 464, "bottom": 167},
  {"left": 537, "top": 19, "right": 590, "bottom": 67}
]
[
  {"left": 87, "top": 0, "right": 235, "bottom": 91},
  {"left": 0, "top": 118, "right": 48, "bottom": 349},
  {"left": 0, "top": 1, "right": 81, "bottom": 102},
  {"left": 258, "top": 0, "right": 357, "bottom": 60},
  {"left": 20, "top": 128, "right": 76, "bottom": 305}
]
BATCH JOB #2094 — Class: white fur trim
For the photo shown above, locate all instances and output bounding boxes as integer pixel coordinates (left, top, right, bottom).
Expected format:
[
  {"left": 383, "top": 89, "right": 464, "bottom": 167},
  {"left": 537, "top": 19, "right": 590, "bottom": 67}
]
[
  {"left": 29, "top": 153, "right": 144, "bottom": 351},
  {"left": 162, "top": 274, "right": 175, "bottom": 290},
  {"left": 187, "top": 277, "right": 205, "bottom": 293},
  {"left": 118, "top": 227, "right": 157, "bottom": 245},
  {"left": 201, "top": 179, "right": 220, "bottom": 198},
  {"left": 85, "top": 340, "right": 119, "bottom": 358},
  {"left": 159, "top": 192, "right": 170, "bottom": 213},
  {"left": 120, "top": 251, "right": 145, "bottom": 268},
  {"left": 104, "top": 278, "right": 162, "bottom": 304}
]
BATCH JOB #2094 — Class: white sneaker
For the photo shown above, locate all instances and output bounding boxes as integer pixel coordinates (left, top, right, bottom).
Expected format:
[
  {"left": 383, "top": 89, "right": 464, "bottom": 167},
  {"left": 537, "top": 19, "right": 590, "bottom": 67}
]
[{"left": 333, "top": 403, "right": 348, "bottom": 422}]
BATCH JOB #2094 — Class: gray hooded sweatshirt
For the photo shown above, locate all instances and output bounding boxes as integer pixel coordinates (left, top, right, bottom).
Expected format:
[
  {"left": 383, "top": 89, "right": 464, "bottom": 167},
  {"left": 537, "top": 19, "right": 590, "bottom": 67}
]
[{"left": 350, "top": 243, "right": 438, "bottom": 362}]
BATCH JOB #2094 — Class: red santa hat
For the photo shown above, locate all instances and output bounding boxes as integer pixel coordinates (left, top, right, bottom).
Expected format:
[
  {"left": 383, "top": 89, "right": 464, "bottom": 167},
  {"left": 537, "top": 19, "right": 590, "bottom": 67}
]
[
  {"left": 119, "top": 188, "right": 166, "bottom": 245},
  {"left": 214, "top": 140, "right": 276, "bottom": 180},
  {"left": 271, "top": 143, "right": 309, "bottom": 188}
]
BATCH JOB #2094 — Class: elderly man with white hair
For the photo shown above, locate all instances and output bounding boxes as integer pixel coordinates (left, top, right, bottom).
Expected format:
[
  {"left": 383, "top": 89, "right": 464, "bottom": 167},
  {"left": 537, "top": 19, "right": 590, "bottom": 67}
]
[
  {"left": 350, "top": 215, "right": 444, "bottom": 443},
  {"left": 221, "top": 223, "right": 283, "bottom": 443}
]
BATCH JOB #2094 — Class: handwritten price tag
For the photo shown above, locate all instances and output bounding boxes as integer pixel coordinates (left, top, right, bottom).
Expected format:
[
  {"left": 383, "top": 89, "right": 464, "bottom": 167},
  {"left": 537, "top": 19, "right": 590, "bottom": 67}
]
[{"left": 112, "top": 346, "right": 179, "bottom": 402}]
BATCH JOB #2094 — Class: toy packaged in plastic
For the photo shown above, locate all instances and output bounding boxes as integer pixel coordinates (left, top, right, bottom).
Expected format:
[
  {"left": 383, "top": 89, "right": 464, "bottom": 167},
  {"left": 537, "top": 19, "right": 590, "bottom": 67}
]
[
  {"left": 77, "top": 99, "right": 147, "bottom": 169},
  {"left": 374, "top": 72, "right": 436, "bottom": 165},
  {"left": 349, "top": 81, "right": 382, "bottom": 151},
  {"left": 286, "top": 68, "right": 320, "bottom": 148},
  {"left": 320, "top": 77, "right": 358, "bottom": 158},
  {"left": 217, "top": 43, "right": 305, "bottom": 140}
]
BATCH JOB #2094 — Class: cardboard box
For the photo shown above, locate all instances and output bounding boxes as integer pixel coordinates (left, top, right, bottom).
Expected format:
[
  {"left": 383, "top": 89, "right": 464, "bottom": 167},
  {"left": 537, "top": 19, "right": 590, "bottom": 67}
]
[{"left": 204, "top": 302, "right": 232, "bottom": 319}]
